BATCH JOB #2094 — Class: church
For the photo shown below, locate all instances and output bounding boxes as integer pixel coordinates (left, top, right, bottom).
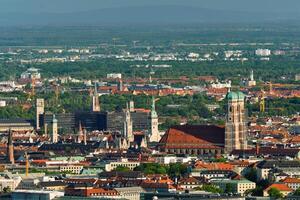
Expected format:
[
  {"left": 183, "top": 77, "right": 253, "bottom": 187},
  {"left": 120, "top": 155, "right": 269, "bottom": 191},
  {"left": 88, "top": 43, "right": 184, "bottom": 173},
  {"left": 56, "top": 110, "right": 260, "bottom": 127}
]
[{"left": 158, "top": 91, "right": 248, "bottom": 155}]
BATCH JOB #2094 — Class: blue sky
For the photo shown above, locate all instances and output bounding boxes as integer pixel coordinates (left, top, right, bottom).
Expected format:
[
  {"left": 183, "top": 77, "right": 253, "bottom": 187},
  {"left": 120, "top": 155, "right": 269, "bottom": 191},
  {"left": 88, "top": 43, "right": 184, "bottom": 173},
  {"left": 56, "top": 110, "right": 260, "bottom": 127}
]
[{"left": 2, "top": 0, "right": 300, "bottom": 13}]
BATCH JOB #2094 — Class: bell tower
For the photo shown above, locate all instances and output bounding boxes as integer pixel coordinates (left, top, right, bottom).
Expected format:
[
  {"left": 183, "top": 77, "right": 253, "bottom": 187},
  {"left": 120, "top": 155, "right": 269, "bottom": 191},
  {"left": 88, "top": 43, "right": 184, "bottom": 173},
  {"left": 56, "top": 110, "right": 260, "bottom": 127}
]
[
  {"left": 225, "top": 91, "right": 247, "bottom": 153},
  {"left": 149, "top": 96, "right": 160, "bottom": 142},
  {"left": 36, "top": 98, "right": 45, "bottom": 130},
  {"left": 51, "top": 115, "right": 58, "bottom": 143}
]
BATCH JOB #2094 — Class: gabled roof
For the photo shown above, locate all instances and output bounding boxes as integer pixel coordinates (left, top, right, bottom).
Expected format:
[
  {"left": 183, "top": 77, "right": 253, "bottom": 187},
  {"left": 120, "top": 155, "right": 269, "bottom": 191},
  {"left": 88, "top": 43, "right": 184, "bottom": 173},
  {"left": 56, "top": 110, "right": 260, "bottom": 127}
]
[
  {"left": 282, "top": 177, "right": 300, "bottom": 184},
  {"left": 159, "top": 125, "right": 225, "bottom": 149},
  {"left": 265, "top": 183, "right": 292, "bottom": 192}
]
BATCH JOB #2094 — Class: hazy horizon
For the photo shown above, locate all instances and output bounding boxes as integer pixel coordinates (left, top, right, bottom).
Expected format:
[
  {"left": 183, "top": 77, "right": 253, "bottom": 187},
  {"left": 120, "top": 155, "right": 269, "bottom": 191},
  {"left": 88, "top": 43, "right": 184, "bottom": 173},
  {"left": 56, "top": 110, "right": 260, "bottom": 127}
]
[{"left": 1, "top": 0, "right": 300, "bottom": 26}]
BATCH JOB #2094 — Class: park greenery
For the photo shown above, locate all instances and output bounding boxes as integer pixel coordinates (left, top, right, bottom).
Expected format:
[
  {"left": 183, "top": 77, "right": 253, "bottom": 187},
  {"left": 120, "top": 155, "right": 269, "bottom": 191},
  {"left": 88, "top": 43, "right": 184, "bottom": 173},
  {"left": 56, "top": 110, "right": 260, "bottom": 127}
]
[{"left": 134, "top": 163, "right": 188, "bottom": 178}]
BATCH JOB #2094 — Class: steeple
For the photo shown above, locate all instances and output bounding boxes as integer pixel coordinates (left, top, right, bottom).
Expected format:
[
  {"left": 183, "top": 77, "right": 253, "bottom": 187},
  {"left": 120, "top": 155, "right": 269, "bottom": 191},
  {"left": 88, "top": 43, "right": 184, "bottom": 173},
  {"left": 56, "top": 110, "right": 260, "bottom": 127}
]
[
  {"left": 124, "top": 103, "right": 133, "bottom": 142},
  {"left": 92, "top": 82, "right": 100, "bottom": 112},
  {"left": 51, "top": 114, "right": 58, "bottom": 143},
  {"left": 149, "top": 96, "right": 160, "bottom": 142},
  {"left": 250, "top": 70, "right": 254, "bottom": 81},
  {"left": 151, "top": 96, "right": 157, "bottom": 118}
]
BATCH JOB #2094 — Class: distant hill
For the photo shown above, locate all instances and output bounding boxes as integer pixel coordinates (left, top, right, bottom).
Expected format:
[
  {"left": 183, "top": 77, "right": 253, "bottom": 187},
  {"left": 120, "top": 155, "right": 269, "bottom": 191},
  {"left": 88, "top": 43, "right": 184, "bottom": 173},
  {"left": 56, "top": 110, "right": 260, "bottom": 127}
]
[{"left": 0, "top": 5, "right": 299, "bottom": 26}]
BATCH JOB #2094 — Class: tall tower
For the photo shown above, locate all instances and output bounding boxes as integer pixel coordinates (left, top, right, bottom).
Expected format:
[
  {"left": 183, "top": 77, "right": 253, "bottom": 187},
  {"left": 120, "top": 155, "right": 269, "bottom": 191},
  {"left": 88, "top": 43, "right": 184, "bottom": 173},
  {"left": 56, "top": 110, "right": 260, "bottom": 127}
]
[
  {"left": 92, "top": 83, "right": 100, "bottom": 112},
  {"left": 250, "top": 70, "right": 254, "bottom": 81},
  {"left": 118, "top": 79, "right": 123, "bottom": 92},
  {"left": 7, "top": 129, "right": 14, "bottom": 164},
  {"left": 149, "top": 96, "right": 160, "bottom": 142},
  {"left": 83, "top": 129, "right": 87, "bottom": 145},
  {"left": 129, "top": 101, "right": 135, "bottom": 112},
  {"left": 124, "top": 103, "right": 133, "bottom": 142},
  {"left": 36, "top": 98, "right": 45, "bottom": 130},
  {"left": 77, "top": 121, "right": 83, "bottom": 143},
  {"left": 51, "top": 115, "right": 58, "bottom": 143},
  {"left": 225, "top": 91, "right": 247, "bottom": 153},
  {"left": 247, "top": 70, "right": 256, "bottom": 87}
]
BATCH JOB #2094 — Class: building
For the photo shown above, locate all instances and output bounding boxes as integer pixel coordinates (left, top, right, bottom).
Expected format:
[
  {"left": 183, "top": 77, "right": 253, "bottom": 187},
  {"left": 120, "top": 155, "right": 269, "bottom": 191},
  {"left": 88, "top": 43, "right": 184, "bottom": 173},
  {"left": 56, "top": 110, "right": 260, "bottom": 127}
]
[
  {"left": 59, "top": 165, "right": 83, "bottom": 174},
  {"left": 0, "top": 175, "right": 20, "bottom": 192},
  {"left": 124, "top": 104, "right": 133, "bottom": 142},
  {"left": 178, "top": 177, "right": 203, "bottom": 190},
  {"left": 225, "top": 91, "right": 247, "bottom": 153},
  {"left": 20, "top": 68, "right": 41, "bottom": 80},
  {"left": 104, "top": 158, "right": 140, "bottom": 172},
  {"left": 149, "top": 97, "right": 160, "bottom": 142},
  {"left": 255, "top": 49, "right": 271, "bottom": 56},
  {"left": 12, "top": 190, "right": 64, "bottom": 200},
  {"left": 256, "top": 160, "right": 300, "bottom": 180},
  {"left": 211, "top": 179, "right": 256, "bottom": 196},
  {"left": 40, "top": 112, "right": 107, "bottom": 132},
  {"left": 115, "top": 187, "right": 145, "bottom": 200},
  {"left": 158, "top": 91, "right": 247, "bottom": 155},
  {"left": 51, "top": 115, "right": 58, "bottom": 143},
  {"left": 282, "top": 177, "right": 300, "bottom": 190},
  {"left": 247, "top": 70, "right": 256, "bottom": 87},
  {"left": 263, "top": 183, "right": 292, "bottom": 197},
  {"left": 92, "top": 83, "right": 100, "bottom": 112},
  {"left": 7, "top": 129, "right": 15, "bottom": 164},
  {"left": 295, "top": 74, "right": 300, "bottom": 81},
  {"left": 64, "top": 184, "right": 119, "bottom": 198},
  {"left": 36, "top": 98, "right": 44, "bottom": 130},
  {"left": 107, "top": 73, "right": 122, "bottom": 79},
  {"left": 0, "top": 119, "right": 34, "bottom": 132}
]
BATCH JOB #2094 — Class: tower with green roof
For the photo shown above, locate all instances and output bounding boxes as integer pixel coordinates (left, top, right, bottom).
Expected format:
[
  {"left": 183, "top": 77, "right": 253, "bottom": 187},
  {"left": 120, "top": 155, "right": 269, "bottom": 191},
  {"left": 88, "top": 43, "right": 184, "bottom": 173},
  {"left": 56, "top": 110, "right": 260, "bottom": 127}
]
[
  {"left": 149, "top": 96, "right": 160, "bottom": 142},
  {"left": 225, "top": 91, "right": 247, "bottom": 153}
]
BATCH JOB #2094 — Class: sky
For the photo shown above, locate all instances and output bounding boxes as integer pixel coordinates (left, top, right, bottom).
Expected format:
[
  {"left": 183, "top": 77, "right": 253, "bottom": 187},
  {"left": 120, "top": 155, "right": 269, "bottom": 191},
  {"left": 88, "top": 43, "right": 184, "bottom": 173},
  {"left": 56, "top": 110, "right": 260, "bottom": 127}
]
[
  {"left": 0, "top": 0, "right": 299, "bottom": 26},
  {"left": 1, "top": 0, "right": 300, "bottom": 13}
]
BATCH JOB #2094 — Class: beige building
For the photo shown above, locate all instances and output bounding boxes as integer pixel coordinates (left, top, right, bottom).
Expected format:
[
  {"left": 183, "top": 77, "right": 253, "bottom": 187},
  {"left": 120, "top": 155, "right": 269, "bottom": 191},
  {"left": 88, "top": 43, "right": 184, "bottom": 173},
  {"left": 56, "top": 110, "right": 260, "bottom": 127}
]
[
  {"left": 211, "top": 179, "right": 256, "bottom": 196},
  {"left": 105, "top": 158, "right": 140, "bottom": 172},
  {"left": 115, "top": 187, "right": 145, "bottom": 200},
  {"left": 59, "top": 165, "right": 83, "bottom": 174}
]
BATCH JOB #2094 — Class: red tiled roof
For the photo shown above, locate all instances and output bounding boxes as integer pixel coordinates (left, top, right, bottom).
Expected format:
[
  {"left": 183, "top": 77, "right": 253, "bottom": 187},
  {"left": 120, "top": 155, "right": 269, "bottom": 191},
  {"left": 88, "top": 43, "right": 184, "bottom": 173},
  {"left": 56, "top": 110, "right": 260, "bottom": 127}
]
[
  {"left": 282, "top": 177, "right": 300, "bottom": 184},
  {"left": 265, "top": 183, "right": 292, "bottom": 192},
  {"left": 194, "top": 161, "right": 233, "bottom": 170},
  {"left": 159, "top": 125, "right": 225, "bottom": 149}
]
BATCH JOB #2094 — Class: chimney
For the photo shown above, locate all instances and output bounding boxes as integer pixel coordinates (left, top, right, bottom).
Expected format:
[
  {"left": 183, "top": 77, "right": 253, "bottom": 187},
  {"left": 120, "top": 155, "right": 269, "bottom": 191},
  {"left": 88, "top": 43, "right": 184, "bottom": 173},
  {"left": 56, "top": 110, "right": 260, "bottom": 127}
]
[
  {"left": 7, "top": 129, "right": 15, "bottom": 164},
  {"left": 256, "top": 143, "right": 260, "bottom": 155}
]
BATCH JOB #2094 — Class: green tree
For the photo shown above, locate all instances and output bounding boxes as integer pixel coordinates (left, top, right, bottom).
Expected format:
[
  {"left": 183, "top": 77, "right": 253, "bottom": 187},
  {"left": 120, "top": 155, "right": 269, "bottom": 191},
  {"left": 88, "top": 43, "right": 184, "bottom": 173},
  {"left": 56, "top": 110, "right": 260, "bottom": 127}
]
[
  {"left": 196, "top": 184, "right": 223, "bottom": 193},
  {"left": 225, "top": 183, "right": 235, "bottom": 193},
  {"left": 244, "top": 168, "right": 258, "bottom": 183},
  {"left": 268, "top": 188, "right": 283, "bottom": 199},
  {"left": 293, "top": 187, "right": 300, "bottom": 196},
  {"left": 114, "top": 166, "right": 131, "bottom": 172}
]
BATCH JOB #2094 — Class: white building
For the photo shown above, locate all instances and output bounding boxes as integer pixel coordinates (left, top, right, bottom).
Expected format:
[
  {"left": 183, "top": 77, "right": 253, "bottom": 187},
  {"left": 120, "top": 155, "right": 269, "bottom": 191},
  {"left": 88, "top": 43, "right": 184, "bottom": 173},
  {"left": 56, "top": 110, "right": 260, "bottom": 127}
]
[
  {"left": 107, "top": 73, "right": 122, "bottom": 79},
  {"left": 105, "top": 158, "right": 140, "bottom": 172},
  {"left": 255, "top": 49, "right": 271, "bottom": 56}
]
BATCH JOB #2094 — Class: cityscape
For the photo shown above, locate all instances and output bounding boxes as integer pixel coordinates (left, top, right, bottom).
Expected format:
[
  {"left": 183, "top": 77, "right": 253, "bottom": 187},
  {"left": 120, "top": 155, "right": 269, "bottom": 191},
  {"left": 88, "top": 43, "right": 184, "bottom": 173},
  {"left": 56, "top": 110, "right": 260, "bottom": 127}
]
[{"left": 1, "top": 1, "right": 300, "bottom": 200}]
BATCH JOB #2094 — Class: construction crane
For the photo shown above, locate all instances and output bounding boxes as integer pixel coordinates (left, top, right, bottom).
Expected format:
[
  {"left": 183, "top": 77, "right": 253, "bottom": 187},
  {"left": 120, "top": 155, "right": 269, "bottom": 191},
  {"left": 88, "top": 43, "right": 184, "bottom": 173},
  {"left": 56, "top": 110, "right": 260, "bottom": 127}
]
[
  {"left": 27, "top": 77, "right": 36, "bottom": 100},
  {"left": 25, "top": 152, "right": 29, "bottom": 177},
  {"left": 259, "top": 90, "right": 266, "bottom": 113}
]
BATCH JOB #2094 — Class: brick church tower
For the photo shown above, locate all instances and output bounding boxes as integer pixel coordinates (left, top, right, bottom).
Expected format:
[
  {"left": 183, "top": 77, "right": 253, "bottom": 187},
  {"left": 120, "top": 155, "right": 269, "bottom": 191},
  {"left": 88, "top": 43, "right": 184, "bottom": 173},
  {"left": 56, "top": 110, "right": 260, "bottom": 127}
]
[{"left": 225, "top": 91, "right": 247, "bottom": 153}]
